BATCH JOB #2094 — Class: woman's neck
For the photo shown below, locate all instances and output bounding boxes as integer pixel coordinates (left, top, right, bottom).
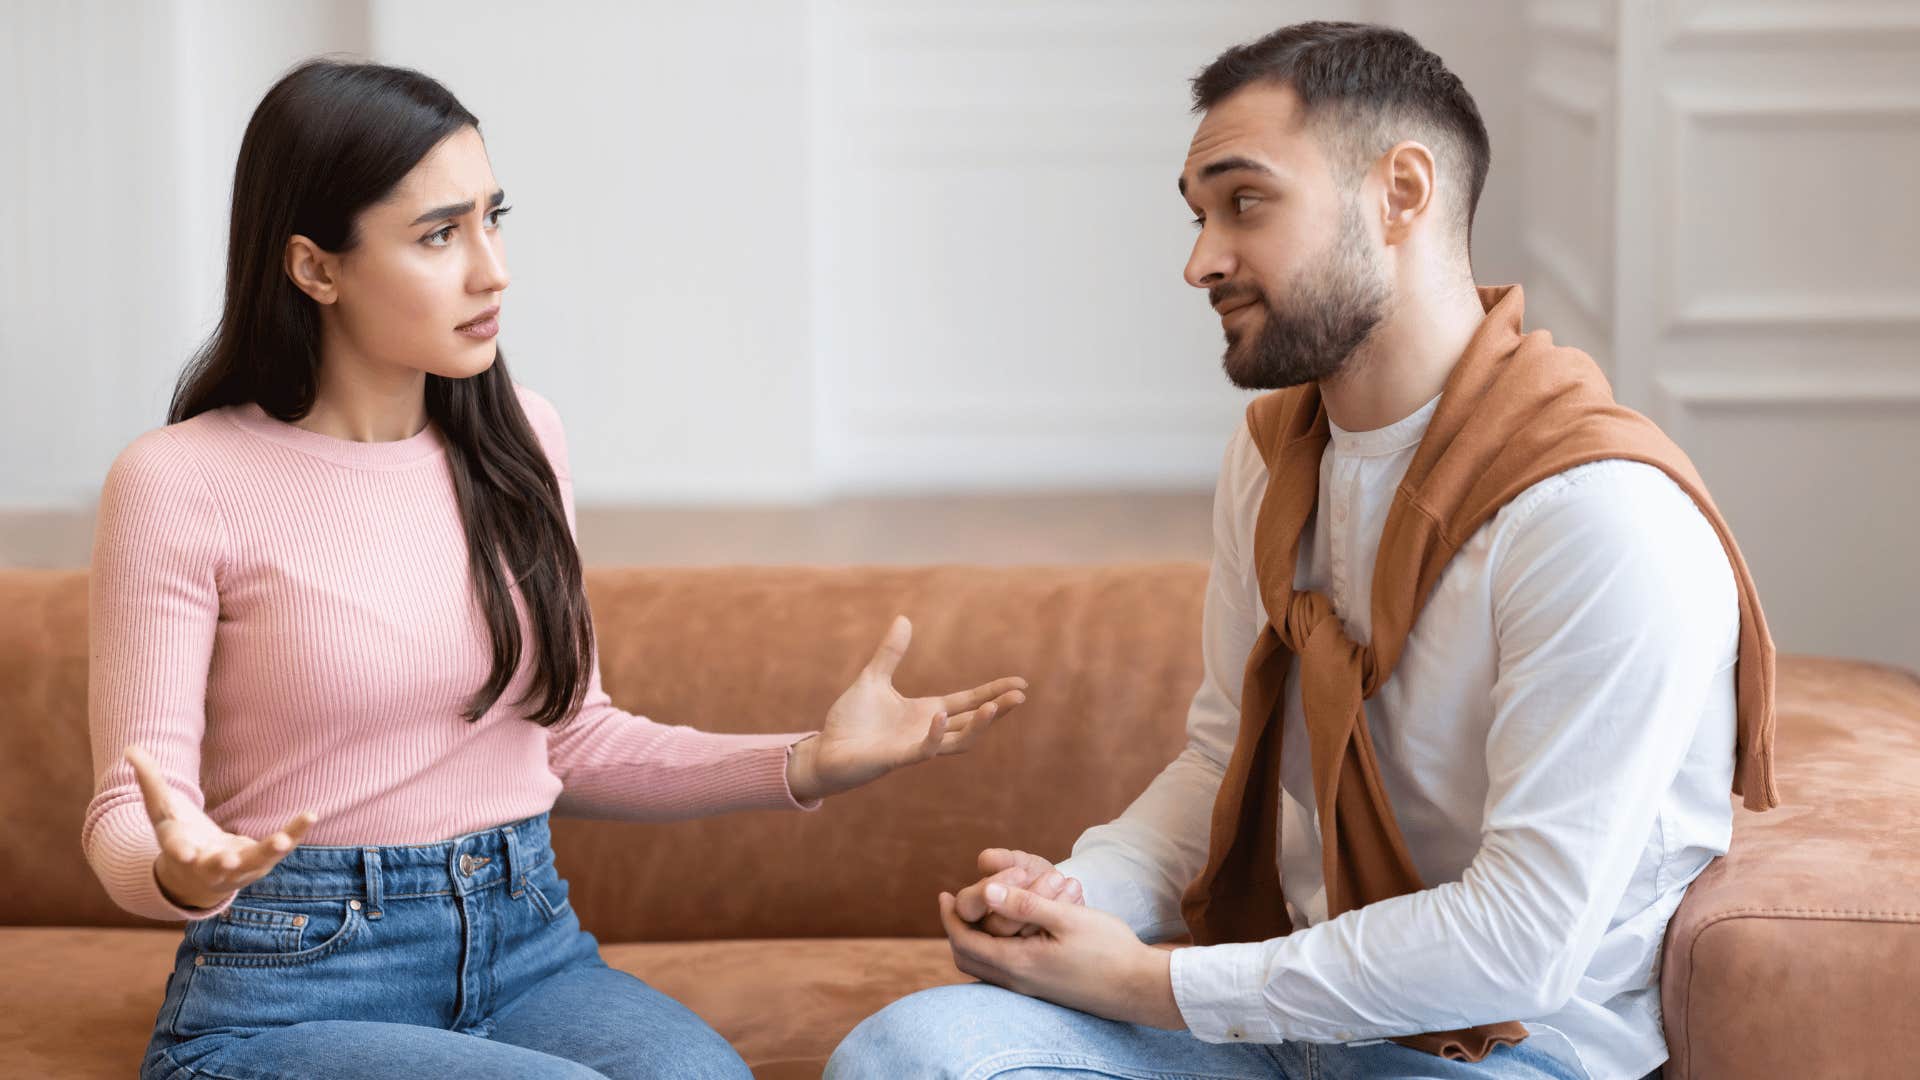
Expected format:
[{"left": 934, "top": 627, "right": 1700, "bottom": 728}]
[{"left": 298, "top": 341, "right": 432, "bottom": 443}]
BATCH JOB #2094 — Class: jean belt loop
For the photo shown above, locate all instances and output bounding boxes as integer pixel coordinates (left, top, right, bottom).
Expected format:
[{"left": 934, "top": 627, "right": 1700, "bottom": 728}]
[
  {"left": 361, "top": 847, "right": 385, "bottom": 920},
  {"left": 503, "top": 821, "right": 525, "bottom": 899}
]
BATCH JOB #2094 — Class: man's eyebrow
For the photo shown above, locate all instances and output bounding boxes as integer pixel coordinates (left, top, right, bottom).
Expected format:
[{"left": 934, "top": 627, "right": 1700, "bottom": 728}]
[
  {"left": 409, "top": 189, "right": 506, "bottom": 227},
  {"left": 1178, "top": 157, "right": 1277, "bottom": 196}
]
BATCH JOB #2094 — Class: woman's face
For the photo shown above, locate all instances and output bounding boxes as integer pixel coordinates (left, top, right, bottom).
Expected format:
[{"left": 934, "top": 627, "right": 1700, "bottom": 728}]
[{"left": 291, "top": 126, "right": 511, "bottom": 381}]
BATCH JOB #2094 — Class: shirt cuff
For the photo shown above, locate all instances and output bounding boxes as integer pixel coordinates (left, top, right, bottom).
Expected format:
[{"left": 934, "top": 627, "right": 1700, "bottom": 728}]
[{"left": 1170, "top": 940, "right": 1283, "bottom": 1044}]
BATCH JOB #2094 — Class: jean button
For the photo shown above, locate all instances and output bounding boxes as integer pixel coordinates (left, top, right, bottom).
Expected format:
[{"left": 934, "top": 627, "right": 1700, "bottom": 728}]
[{"left": 349, "top": 899, "right": 362, "bottom": 911}]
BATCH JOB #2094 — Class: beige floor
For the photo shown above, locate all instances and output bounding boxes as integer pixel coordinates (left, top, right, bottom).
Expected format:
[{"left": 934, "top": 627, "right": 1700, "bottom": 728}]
[{"left": 0, "top": 492, "right": 1214, "bottom": 569}]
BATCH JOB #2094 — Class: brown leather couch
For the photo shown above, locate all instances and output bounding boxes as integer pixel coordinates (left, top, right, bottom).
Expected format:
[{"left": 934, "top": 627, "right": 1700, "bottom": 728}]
[{"left": 3, "top": 565, "right": 1916, "bottom": 1078}]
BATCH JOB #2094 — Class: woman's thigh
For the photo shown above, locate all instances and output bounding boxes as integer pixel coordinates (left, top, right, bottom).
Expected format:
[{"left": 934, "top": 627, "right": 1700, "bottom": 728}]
[
  {"left": 827, "top": 982, "right": 1285, "bottom": 1080},
  {"left": 145, "top": 1020, "right": 606, "bottom": 1080},
  {"left": 485, "top": 962, "right": 751, "bottom": 1080}
]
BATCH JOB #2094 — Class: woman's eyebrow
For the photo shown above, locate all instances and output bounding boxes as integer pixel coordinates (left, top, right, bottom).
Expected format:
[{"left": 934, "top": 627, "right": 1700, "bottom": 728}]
[{"left": 409, "top": 189, "right": 506, "bottom": 227}]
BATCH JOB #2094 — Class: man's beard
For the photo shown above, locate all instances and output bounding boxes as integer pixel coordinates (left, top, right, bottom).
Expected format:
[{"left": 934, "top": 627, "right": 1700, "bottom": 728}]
[{"left": 1213, "top": 203, "right": 1390, "bottom": 391}]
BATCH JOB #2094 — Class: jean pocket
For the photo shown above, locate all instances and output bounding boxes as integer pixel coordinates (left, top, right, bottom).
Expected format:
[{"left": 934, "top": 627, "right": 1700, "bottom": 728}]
[
  {"left": 524, "top": 861, "right": 573, "bottom": 923},
  {"left": 189, "top": 897, "right": 363, "bottom": 968}
]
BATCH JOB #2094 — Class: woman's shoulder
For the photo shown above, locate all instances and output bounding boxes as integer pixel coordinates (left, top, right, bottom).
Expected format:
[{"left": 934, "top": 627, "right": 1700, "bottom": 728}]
[{"left": 103, "top": 409, "right": 240, "bottom": 497}]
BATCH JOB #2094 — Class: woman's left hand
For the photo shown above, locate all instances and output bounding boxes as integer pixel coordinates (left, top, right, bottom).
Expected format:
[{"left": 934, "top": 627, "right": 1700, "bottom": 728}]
[{"left": 786, "top": 616, "right": 1027, "bottom": 801}]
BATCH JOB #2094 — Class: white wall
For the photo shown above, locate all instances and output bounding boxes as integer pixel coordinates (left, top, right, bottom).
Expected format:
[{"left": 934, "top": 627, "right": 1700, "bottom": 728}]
[
  {"left": 1520, "top": 0, "right": 1920, "bottom": 668},
  {"left": 2, "top": 0, "right": 1380, "bottom": 506},
  {"left": 0, "top": 0, "right": 368, "bottom": 507},
  {"left": 368, "top": 0, "right": 820, "bottom": 502}
]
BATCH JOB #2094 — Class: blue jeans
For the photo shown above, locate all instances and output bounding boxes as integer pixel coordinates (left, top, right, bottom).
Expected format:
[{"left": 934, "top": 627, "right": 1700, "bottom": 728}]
[
  {"left": 827, "top": 983, "right": 1595, "bottom": 1080},
  {"left": 142, "top": 812, "right": 748, "bottom": 1079}
]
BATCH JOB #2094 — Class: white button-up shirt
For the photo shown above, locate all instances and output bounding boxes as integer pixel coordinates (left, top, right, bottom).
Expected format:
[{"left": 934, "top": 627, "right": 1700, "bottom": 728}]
[{"left": 1058, "top": 394, "right": 1739, "bottom": 1080}]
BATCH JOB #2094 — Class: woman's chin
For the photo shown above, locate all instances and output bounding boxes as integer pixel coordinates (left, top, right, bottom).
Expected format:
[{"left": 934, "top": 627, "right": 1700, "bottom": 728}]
[{"left": 426, "top": 348, "right": 500, "bottom": 381}]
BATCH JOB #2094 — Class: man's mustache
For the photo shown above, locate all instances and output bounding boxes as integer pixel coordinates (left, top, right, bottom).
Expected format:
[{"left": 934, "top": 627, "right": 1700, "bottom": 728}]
[{"left": 1208, "top": 283, "right": 1264, "bottom": 312}]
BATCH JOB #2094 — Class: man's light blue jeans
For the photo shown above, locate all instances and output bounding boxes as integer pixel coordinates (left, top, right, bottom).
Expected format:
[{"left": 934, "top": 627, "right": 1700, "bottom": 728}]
[{"left": 827, "top": 982, "right": 1601, "bottom": 1080}]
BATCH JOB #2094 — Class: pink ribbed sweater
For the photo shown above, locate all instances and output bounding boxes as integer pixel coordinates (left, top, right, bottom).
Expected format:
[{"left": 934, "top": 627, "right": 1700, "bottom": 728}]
[{"left": 83, "top": 384, "right": 815, "bottom": 923}]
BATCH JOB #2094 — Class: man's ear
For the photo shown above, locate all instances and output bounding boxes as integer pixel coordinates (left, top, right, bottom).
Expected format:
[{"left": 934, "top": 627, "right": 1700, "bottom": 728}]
[
  {"left": 285, "top": 235, "right": 340, "bottom": 304},
  {"left": 1377, "top": 140, "right": 1438, "bottom": 247}
]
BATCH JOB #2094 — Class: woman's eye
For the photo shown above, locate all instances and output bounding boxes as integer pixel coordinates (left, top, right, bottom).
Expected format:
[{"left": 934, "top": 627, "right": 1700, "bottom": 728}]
[
  {"left": 486, "top": 205, "right": 513, "bottom": 229},
  {"left": 1234, "top": 194, "right": 1261, "bottom": 214},
  {"left": 425, "top": 225, "right": 454, "bottom": 247}
]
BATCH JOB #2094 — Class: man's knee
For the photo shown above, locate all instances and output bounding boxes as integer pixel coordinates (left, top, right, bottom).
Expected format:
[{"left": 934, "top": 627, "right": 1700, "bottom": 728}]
[{"left": 827, "top": 983, "right": 1013, "bottom": 1079}]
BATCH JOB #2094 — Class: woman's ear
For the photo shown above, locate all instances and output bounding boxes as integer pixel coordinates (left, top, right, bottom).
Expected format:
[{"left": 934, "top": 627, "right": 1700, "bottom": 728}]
[{"left": 284, "top": 235, "right": 340, "bottom": 304}]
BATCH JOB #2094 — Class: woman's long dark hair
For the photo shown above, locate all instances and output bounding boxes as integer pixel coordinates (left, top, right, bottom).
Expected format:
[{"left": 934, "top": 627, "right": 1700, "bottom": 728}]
[{"left": 170, "top": 58, "right": 592, "bottom": 728}]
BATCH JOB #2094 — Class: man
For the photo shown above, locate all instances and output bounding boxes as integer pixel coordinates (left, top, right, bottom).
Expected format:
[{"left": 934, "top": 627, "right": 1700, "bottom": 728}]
[{"left": 828, "top": 21, "right": 1775, "bottom": 1080}]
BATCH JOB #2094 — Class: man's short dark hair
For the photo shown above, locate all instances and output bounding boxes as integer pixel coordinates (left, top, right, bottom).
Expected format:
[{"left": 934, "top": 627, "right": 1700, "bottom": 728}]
[{"left": 1192, "top": 21, "right": 1490, "bottom": 249}]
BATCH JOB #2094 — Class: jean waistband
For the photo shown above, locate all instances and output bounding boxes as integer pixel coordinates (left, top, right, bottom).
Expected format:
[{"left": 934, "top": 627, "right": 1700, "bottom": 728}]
[{"left": 234, "top": 812, "right": 552, "bottom": 907}]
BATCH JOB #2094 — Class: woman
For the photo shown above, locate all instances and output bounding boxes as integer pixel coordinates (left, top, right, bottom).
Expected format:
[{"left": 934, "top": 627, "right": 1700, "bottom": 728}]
[{"left": 83, "top": 58, "right": 1026, "bottom": 1079}]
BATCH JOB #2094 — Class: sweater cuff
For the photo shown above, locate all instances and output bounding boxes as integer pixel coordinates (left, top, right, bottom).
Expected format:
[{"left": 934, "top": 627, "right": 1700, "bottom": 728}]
[
  {"left": 1170, "top": 940, "right": 1282, "bottom": 1044},
  {"left": 779, "top": 733, "right": 824, "bottom": 811}
]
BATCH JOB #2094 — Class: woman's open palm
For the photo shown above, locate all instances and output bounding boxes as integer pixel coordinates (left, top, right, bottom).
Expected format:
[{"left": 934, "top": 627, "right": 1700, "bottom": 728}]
[
  {"left": 125, "top": 744, "right": 318, "bottom": 910},
  {"left": 807, "top": 616, "right": 1028, "bottom": 797}
]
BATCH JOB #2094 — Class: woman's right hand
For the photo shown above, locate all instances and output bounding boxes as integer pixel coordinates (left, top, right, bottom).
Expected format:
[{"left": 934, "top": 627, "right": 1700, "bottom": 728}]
[{"left": 125, "top": 744, "right": 318, "bottom": 911}]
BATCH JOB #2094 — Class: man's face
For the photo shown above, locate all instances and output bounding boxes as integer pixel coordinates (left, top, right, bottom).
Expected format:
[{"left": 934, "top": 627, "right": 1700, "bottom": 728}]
[{"left": 1178, "top": 83, "right": 1389, "bottom": 390}]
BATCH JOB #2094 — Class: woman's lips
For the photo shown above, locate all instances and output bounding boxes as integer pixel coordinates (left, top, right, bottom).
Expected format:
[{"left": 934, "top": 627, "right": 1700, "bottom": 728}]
[{"left": 456, "top": 311, "right": 500, "bottom": 339}]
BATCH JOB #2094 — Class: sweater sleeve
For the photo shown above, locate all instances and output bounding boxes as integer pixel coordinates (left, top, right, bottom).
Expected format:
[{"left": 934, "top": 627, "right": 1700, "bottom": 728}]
[
  {"left": 80, "top": 429, "right": 238, "bottom": 921},
  {"left": 513, "top": 384, "right": 822, "bottom": 820}
]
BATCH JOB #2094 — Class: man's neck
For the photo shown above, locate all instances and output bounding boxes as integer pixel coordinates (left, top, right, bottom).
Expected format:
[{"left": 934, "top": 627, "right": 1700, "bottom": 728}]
[{"left": 1320, "top": 280, "right": 1487, "bottom": 433}]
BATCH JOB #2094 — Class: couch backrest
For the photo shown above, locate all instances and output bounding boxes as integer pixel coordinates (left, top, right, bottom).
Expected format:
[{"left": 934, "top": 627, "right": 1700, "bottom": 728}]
[{"left": 0, "top": 564, "right": 1206, "bottom": 940}]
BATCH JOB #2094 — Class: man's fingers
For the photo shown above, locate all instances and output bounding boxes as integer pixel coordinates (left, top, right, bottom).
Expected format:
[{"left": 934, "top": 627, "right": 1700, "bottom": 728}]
[
  {"left": 997, "top": 870, "right": 1070, "bottom": 936},
  {"left": 977, "top": 848, "right": 1051, "bottom": 877},
  {"left": 954, "top": 866, "right": 1025, "bottom": 923},
  {"left": 863, "top": 615, "right": 912, "bottom": 681},
  {"left": 939, "top": 891, "right": 1012, "bottom": 980},
  {"left": 983, "top": 883, "right": 1075, "bottom": 935},
  {"left": 124, "top": 746, "right": 176, "bottom": 828},
  {"left": 938, "top": 676, "right": 1029, "bottom": 715}
]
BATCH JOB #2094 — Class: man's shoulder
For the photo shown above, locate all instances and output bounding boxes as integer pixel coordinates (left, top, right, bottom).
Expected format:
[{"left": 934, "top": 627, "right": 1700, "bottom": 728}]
[{"left": 1486, "top": 459, "right": 1739, "bottom": 629}]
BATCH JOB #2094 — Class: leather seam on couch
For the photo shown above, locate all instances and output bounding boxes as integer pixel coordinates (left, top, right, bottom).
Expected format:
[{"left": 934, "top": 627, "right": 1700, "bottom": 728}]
[
  {"left": 1678, "top": 908, "right": 1920, "bottom": 1076},
  {"left": 1690, "top": 907, "right": 1920, "bottom": 923}
]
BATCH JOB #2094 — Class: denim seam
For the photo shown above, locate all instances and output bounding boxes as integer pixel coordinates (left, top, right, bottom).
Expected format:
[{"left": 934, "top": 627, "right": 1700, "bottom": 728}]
[{"left": 961, "top": 1047, "right": 1271, "bottom": 1080}]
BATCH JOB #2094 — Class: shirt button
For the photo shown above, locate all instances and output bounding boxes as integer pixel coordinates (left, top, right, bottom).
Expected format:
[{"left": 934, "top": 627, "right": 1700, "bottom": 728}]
[
  {"left": 1336, "top": 1031, "right": 1354, "bottom": 1041},
  {"left": 1227, "top": 1029, "right": 1245, "bottom": 1040}
]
